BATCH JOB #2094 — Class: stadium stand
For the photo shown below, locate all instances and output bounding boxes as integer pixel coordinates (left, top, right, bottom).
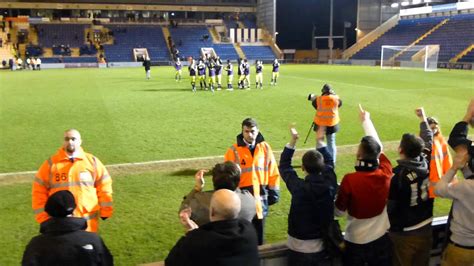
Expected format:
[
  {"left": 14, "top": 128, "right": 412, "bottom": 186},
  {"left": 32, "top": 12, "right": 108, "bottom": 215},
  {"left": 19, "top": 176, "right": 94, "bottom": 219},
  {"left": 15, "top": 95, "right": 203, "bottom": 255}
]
[
  {"left": 40, "top": 56, "right": 97, "bottom": 63},
  {"left": 351, "top": 17, "right": 446, "bottom": 60},
  {"left": 351, "top": 14, "right": 474, "bottom": 63},
  {"left": 240, "top": 45, "right": 275, "bottom": 60},
  {"left": 168, "top": 26, "right": 238, "bottom": 60},
  {"left": 104, "top": 25, "right": 169, "bottom": 62},
  {"left": 26, "top": 45, "right": 43, "bottom": 57},
  {"left": 241, "top": 18, "right": 257, "bottom": 29},
  {"left": 416, "top": 13, "right": 474, "bottom": 62},
  {"left": 36, "top": 24, "right": 86, "bottom": 47},
  {"left": 458, "top": 47, "right": 474, "bottom": 63}
]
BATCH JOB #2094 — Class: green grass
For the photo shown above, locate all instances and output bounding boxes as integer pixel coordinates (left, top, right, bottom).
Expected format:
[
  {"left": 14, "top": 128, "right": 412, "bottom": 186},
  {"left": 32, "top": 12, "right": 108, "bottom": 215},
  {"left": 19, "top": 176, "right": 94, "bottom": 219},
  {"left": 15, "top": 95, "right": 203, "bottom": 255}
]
[
  {"left": 0, "top": 65, "right": 472, "bottom": 173},
  {"left": 0, "top": 64, "right": 471, "bottom": 265},
  {"left": 0, "top": 151, "right": 454, "bottom": 265}
]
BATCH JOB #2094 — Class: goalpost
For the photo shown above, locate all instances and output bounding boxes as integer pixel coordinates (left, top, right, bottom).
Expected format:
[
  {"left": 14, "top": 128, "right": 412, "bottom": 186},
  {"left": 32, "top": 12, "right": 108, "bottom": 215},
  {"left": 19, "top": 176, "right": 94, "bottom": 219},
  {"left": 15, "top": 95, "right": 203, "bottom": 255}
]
[{"left": 380, "top": 45, "right": 440, "bottom": 72}]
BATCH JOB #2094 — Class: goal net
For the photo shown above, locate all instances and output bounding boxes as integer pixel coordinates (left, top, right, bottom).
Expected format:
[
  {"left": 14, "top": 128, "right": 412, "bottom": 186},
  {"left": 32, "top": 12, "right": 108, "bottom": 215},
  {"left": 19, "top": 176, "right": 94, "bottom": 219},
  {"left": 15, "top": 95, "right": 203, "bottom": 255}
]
[{"left": 380, "top": 45, "right": 440, "bottom": 72}]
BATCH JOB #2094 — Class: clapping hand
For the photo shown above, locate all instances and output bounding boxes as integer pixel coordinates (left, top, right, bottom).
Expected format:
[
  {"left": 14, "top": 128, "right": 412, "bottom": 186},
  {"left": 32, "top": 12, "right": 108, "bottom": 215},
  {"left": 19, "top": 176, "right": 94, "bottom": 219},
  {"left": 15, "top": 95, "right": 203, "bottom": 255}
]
[
  {"left": 194, "top": 169, "right": 208, "bottom": 191},
  {"left": 179, "top": 207, "right": 199, "bottom": 232}
]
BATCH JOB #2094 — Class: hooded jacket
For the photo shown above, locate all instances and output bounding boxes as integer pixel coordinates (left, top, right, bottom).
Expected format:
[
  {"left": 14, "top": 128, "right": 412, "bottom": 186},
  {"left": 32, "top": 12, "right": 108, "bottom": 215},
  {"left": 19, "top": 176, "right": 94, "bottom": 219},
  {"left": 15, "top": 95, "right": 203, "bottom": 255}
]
[
  {"left": 22, "top": 217, "right": 113, "bottom": 266},
  {"left": 388, "top": 121, "right": 434, "bottom": 232}
]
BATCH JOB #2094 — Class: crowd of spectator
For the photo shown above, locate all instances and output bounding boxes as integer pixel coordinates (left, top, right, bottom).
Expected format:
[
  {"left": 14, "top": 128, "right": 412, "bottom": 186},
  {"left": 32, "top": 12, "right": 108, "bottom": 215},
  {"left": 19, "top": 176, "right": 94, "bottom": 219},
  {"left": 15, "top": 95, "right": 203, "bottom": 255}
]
[{"left": 20, "top": 94, "right": 474, "bottom": 266}]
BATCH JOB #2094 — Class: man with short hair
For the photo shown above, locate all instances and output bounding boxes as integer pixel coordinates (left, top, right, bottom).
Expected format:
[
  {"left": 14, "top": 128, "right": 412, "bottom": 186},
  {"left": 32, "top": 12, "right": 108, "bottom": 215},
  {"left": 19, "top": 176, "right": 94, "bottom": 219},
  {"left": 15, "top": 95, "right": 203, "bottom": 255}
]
[
  {"left": 165, "top": 189, "right": 259, "bottom": 266},
  {"left": 22, "top": 190, "right": 113, "bottom": 266},
  {"left": 197, "top": 59, "right": 207, "bottom": 90},
  {"left": 255, "top": 60, "right": 264, "bottom": 89},
  {"left": 224, "top": 59, "right": 234, "bottom": 90},
  {"left": 388, "top": 107, "right": 434, "bottom": 266},
  {"left": 279, "top": 127, "right": 338, "bottom": 266},
  {"left": 215, "top": 56, "right": 223, "bottom": 90},
  {"left": 270, "top": 58, "right": 280, "bottom": 86},
  {"left": 179, "top": 161, "right": 256, "bottom": 226},
  {"left": 310, "top": 84, "right": 342, "bottom": 163},
  {"left": 224, "top": 118, "right": 281, "bottom": 244},
  {"left": 435, "top": 99, "right": 474, "bottom": 266},
  {"left": 188, "top": 58, "right": 197, "bottom": 92},
  {"left": 174, "top": 57, "right": 182, "bottom": 82},
  {"left": 143, "top": 56, "right": 151, "bottom": 79},
  {"left": 32, "top": 129, "right": 113, "bottom": 232},
  {"left": 335, "top": 105, "right": 392, "bottom": 266}
]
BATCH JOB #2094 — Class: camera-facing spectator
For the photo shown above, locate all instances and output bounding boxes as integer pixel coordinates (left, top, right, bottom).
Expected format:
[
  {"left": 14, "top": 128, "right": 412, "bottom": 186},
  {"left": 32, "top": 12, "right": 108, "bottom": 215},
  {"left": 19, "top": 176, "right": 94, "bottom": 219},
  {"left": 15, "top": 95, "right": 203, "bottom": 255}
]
[
  {"left": 22, "top": 190, "right": 113, "bottom": 266},
  {"left": 435, "top": 99, "right": 474, "bottom": 266}
]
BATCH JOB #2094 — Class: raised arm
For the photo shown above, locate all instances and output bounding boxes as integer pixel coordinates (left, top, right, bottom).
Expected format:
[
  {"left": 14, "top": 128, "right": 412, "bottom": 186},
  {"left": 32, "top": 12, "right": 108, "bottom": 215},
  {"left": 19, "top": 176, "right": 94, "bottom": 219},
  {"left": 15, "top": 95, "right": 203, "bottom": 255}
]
[
  {"left": 278, "top": 127, "right": 302, "bottom": 194},
  {"left": 359, "top": 104, "right": 383, "bottom": 151},
  {"left": 415, "top": 107, "right": 433, "bottom": 154}
]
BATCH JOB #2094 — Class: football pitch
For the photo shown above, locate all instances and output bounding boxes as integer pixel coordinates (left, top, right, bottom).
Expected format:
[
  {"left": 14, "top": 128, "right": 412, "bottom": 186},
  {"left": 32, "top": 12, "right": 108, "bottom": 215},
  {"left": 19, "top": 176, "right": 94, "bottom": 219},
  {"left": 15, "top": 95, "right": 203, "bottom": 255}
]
[{"left": 0, "top": 64, "right": 472, "bottom": 265}]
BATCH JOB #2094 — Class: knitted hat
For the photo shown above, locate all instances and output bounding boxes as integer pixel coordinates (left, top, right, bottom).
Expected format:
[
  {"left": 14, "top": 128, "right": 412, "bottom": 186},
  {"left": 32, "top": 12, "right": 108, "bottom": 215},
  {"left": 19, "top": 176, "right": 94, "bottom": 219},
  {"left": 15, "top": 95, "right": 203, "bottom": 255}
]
[{"left": 45, "top": 190, "right": 76, "bottom": 217}]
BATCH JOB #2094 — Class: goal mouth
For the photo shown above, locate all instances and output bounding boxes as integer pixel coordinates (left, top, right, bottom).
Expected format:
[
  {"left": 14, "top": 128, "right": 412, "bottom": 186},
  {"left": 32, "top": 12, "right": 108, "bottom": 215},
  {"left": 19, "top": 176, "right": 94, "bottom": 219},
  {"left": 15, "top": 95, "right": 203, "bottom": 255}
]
[{"left": 380, "top": 45, "right": 440, "bottom": 72}]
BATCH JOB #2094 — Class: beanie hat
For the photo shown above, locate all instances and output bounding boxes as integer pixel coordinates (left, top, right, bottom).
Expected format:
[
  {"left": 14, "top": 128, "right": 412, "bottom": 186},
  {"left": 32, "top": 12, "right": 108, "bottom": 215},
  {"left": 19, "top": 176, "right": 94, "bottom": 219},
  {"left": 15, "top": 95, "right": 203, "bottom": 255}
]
[{"left": 45, "top": 190, "right": 76, "bottom": 217}]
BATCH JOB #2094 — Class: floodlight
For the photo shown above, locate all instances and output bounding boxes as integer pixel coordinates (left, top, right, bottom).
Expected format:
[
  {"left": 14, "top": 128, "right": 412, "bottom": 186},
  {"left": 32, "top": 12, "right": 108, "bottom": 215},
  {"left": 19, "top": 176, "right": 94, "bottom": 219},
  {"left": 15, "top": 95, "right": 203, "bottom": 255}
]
[
  {"left": 391, "top": 3, "right": 399, "bottom": 8},
  {"left": 401, "top": 1, "right": 410, "bottom": 6}
]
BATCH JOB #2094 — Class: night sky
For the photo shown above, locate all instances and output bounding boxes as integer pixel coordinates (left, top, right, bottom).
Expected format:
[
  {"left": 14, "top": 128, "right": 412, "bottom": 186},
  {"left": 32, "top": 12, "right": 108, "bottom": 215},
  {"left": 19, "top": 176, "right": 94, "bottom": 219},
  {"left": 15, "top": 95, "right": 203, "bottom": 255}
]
[{"left": 276, "top": 0, "right": 360, "bottom": 50}]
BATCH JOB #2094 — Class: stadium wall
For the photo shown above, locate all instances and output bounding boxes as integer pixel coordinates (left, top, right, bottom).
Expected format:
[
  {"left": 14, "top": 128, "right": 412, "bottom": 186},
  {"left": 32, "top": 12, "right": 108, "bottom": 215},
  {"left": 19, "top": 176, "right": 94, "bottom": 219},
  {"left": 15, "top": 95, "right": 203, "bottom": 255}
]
[
  {"left": 357, "top": 0, "right": 398, "bottom": 40},
  {"left": 141, "top": 216, "right": 449, "bottom": 266},
  {"left": 257, "top": 0, "right": 276, "bottom": 36}
]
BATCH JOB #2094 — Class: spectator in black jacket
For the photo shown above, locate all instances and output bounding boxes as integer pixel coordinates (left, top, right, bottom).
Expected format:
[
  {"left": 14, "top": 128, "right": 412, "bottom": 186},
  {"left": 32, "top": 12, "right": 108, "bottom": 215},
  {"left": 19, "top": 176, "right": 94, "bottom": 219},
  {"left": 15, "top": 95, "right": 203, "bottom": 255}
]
[
  {"left": 388, "top": 107, "right": 434, "bottom": 266},
  {"left": 279, "top": 126, "right": 338, "bottom": 266},
  {"left": 166, "top": 189, "right": 259, "bottom": 266},
  {"left": 22, "top": 190, "right": 113, "bottom": 266}
]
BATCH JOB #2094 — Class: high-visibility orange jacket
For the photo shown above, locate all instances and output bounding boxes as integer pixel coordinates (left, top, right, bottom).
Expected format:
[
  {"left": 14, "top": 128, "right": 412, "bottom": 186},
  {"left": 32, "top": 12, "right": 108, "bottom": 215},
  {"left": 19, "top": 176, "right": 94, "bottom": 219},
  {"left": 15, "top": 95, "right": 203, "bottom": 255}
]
[
  {"left": 429, "top": 133, "right": 452, "bottom": 198},
  {"left": 32, "top": 147, "right": 113, "bottom": 232},
  {"left": 313, "top": 95, "right": 340, "bottom": 127},
  {"left": 224, "top": 133, "right": 280, "bottom": 219}
]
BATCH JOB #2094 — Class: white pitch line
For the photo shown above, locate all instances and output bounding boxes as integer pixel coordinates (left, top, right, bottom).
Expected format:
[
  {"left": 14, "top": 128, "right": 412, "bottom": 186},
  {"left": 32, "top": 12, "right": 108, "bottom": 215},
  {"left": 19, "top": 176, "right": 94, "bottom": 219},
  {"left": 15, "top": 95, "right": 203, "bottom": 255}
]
[
  {"left": 285, "top": 74, "right": 395, "bottom": 91},
  {"left": 0, "top": 141, "right": 397, "bottom": 178}
]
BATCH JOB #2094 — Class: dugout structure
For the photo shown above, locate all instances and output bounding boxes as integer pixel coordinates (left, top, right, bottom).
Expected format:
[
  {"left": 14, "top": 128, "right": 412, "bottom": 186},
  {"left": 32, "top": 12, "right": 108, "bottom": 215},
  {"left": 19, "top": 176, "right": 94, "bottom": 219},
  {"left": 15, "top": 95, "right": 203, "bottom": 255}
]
[{"left": 381, "top": 45, "right": 440, "bottom": 72}]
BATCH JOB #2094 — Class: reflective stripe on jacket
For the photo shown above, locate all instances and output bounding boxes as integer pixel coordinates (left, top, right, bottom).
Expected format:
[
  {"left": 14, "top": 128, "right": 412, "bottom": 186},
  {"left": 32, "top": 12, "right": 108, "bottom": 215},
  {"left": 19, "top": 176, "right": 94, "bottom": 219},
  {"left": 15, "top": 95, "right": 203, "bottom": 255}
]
[
  {"left": 224, "top": 139, "right": 280, "bottom": 219},
  {"left": 313, "top": 95, "right": 340, "bottom": 127},
  {"left": 32, "top": 147, "right": 113, "bottom": 232},
  {"left": 429, "top": 133, "right": 452, "bottom": 198}
]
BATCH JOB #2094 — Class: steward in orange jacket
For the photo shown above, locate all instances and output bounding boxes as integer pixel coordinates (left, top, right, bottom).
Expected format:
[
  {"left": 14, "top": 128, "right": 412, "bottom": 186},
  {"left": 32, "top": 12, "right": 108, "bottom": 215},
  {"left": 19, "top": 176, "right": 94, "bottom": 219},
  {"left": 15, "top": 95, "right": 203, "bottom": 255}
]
[
  {"left": 32, "top": 129, "right": 113, "bottom": 232},
  {"left": 426, "top": 117, "right": 452, "bottom": 198},
  {"left": 310, "top": 84, "right": 342, "bottom": 163},
  {"left": 224, "top": 118, "right": 280, "bottom": 244}
]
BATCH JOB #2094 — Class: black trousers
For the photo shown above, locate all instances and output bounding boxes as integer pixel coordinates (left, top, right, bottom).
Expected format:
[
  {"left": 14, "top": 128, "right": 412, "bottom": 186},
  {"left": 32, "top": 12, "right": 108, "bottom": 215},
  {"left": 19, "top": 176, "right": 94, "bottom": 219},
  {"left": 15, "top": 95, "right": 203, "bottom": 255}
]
[
  {"left": 343, "top": 234, "right": 392, "bottom": 266},
  {"left": 252, "top": 216, "right": 265, "bottom": 245}
]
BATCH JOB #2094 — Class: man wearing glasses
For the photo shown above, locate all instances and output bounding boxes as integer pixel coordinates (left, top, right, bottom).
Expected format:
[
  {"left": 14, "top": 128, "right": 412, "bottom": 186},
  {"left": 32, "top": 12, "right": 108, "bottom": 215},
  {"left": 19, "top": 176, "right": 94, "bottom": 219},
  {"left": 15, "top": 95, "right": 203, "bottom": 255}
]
[{"left": 32, "top": 129, "right": 113, "bottom": 232}]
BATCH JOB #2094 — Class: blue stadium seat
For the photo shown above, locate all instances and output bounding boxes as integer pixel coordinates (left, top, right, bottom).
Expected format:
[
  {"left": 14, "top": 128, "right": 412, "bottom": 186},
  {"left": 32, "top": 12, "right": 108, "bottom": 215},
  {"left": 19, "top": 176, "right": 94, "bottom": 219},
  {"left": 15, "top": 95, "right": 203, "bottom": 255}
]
[
  {"left": 240, "top": 45, "right": 276, "bottom": 60},
  {"left": 104, "top": 25, "right": 169, "bottom": 62},
  {"left": 351, "top": 14, "right": 474, "bottom": 63},
  {"left": 169, "top": 26, "right": 239, "bottom": 60},
  {"left": 36, "top": 24, "right": 86, "bottom": 48}
]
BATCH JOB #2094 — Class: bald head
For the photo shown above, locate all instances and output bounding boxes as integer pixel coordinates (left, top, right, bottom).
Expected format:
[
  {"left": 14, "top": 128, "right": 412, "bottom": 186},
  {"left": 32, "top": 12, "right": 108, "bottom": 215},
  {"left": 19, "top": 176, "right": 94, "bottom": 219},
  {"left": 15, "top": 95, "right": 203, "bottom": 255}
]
[
  {"left": 63, "top": 129, "right": 82, "bottom": 155},
  {"left": 210, "top": 189, "right": 241, "bottom": 222}
]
